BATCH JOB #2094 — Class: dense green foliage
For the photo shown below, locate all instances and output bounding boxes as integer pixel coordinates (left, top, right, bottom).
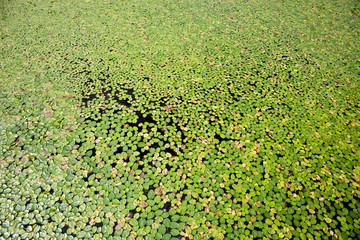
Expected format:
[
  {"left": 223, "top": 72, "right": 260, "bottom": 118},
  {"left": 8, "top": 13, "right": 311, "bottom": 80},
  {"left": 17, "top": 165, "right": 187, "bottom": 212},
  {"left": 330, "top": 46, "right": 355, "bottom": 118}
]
[{"left": 1, "top": 0, "right": 359, "bottom": 239}]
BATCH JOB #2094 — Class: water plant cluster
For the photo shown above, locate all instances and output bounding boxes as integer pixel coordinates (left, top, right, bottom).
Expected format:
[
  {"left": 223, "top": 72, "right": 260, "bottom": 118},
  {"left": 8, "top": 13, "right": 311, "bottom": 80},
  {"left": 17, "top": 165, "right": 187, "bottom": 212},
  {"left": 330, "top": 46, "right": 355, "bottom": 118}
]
[{"left": 1, "top": 0, "right": 359, "bottom": 239}]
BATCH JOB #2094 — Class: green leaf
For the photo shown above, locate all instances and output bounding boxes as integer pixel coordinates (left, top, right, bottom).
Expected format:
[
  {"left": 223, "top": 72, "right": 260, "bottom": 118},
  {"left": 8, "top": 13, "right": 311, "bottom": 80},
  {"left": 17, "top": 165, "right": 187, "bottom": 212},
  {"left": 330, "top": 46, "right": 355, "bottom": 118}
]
[{"left": 158, "top": 225, "right": 166, "bottom": 235}]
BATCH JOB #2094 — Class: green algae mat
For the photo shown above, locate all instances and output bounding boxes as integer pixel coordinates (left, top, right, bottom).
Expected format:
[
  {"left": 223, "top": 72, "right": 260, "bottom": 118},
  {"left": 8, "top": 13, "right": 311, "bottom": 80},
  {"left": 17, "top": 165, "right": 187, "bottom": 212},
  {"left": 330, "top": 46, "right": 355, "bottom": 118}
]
[{"left": 1, "top": 0, "right": 360, "bottom": 239}]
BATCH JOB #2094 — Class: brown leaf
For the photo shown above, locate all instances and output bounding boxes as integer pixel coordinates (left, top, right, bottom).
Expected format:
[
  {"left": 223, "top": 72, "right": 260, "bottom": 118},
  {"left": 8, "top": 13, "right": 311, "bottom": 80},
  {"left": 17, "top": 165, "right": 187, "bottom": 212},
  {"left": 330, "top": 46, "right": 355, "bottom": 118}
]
[
  {"left": 155, "top": 186, "right": 163, "bottom": 195},
  {"left": 42, "top": 148, "right": 49, "bottom": 155},
  {"left": 130, "top": 232, "right": 136, "bottom": 238},
  {"left": 14, "top": 137, "right": 23, "bottom": 146},
  {"left": 27, "top": 120, "right": 33, "bottom": 128},
  {"left": 89, "top": 217, "right": 95, "bottom": 226},
  {"left": 63, "top": 124, "right": 73, "bottom": 131},
  {"left": 205, "top": 207, "right": 210, "bottom": 213},
  {"left": 240, "top": 145, "right": 246, "bottom": 152},
  {"left": 111, "top": 168, "right": 118, "bottom": 175},
  {"left": 164, "top": 106, "right": 172, "bottom": 112},
  {"left": 116, "top": 217, "right": 125, "bottom": 229},
  {"left": 139, "top": 201, "right": 148, "bottom": 208}
]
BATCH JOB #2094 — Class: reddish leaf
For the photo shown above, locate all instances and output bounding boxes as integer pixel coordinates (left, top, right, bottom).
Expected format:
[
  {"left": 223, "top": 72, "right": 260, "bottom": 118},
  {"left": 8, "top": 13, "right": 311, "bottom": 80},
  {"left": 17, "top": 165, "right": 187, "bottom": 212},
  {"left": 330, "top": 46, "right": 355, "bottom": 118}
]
[{"left": 139, "top": 201, "right": 148, "bottom": 208}]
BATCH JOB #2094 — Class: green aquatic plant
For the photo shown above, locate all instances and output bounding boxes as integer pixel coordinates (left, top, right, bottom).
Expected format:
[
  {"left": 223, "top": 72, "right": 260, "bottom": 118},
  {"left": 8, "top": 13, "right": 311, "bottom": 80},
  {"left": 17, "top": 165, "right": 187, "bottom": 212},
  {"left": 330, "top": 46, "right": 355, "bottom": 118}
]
[{"left": 1, "top": 0, "right": 360, "bottom": 239}]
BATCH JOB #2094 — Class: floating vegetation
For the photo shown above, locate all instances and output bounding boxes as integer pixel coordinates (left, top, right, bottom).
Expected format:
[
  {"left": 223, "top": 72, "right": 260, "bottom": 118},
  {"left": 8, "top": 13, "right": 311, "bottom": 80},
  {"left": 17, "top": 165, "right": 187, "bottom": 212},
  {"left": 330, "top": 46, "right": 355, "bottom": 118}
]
[{"left": 1, "top": 0, "right": 359, "bottom": 239}]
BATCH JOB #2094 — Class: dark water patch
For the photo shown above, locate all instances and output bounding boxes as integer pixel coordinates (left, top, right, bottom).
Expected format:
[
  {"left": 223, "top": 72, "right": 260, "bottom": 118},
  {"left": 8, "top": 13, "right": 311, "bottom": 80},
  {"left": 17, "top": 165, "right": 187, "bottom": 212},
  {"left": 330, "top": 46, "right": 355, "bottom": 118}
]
[
  {"left": 135, "top": 161, "right": 145, "bottom": 171},
  {"left": 163, "top": 201, "right": 171, "bottom": 212},
  {"left": 61, "top": 225, "right": 69, "bottom": 234},
  {"left": 127, "top": 210, "right": 137, "bottom": 218},
  {"left": 120, "top": 87, "right": 136, "bottom": 101},
  {"left": 134, "top": 110, "right": 157, "bottom": 125},
  {"left": 94, "top": 222, "right": 103, "bottom": 228}
]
